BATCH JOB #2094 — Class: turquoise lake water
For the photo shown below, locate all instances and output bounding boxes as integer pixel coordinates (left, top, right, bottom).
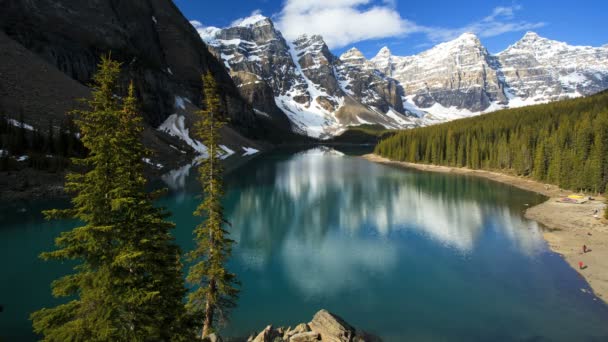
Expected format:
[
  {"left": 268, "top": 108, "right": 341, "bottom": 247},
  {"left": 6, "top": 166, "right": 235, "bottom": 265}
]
[{"left": 1, "top": 147, "right": 608, "bottom": 341}]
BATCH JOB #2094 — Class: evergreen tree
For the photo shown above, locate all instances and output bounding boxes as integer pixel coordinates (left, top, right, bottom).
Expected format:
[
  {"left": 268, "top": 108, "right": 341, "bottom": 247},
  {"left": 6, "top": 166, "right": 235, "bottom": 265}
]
[
  {"left": 12, "top": 110, "right": 28, "bottom": 155},
  {"left": 108, "top": 82, "right": 193, "bottom": 341},
  {"left": 186, "top": 72, "right": 239, "bottom": 338},
  {"left": 373, "top": 90, "right": 608, "bottom": 217},
  {"left": 47, "top": 118, "right": 55, "bottom": 155},
  {"left": 533, "top": 139, "right": 547, "bottom": 181},
  {"left": 31, "top": 57, "right": 189, "bottom": 341}
]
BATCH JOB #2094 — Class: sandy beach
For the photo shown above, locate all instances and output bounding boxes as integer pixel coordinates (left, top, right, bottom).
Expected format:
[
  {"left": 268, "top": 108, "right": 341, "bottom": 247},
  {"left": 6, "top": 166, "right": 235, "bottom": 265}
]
[{"left": 363, "top": 154, "right": 608, "bottom": 303}]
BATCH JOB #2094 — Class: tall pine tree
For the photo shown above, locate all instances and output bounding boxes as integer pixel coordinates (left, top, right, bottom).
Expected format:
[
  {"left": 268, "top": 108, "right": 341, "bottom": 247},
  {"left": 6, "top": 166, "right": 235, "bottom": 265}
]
[
  {"left": 31, "top": 57, "right": 190, "bottom": 341},
  {"left": 109, "top": 82, "right": 193, "bottom": 341},
  {"left": 186, "top": 72, "right": 239, "bottom": 338}
]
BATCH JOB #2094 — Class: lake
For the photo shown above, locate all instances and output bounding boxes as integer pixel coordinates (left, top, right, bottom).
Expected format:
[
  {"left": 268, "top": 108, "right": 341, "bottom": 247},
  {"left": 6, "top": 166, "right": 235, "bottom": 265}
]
[{"left": 2, "top": 147, "right": 608, "bottom": 341}]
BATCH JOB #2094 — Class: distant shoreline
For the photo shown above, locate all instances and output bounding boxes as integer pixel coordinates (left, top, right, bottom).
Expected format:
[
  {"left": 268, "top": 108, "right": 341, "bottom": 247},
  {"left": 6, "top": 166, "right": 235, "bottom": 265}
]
[{"left": 362, "top": 153, "right": 608, "bottom": 304}]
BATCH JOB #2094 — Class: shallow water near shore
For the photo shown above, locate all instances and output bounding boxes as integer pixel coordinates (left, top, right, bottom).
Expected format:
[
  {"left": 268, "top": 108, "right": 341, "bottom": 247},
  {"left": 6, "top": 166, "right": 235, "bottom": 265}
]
[{"left": 2, "top": 147, "right": 608, "bottom": 341}]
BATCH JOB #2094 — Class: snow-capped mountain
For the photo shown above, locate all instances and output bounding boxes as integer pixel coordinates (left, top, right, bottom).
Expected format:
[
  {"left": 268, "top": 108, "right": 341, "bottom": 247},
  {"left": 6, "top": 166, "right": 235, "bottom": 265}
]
[
  {"left": 197, "top": 14, "right": 608, "bottom": 138},
  {"left": 497, "top": 32, "right": 608, "bottom": 104},
  {"left": 371, "top": 33, "right": 508, "bottom": 121},
  {"left": 199, "top": 15, "right": 415, "bottom": 139},
  {"left": 371, "top": 32, "right": 608, "bottom": 120}
]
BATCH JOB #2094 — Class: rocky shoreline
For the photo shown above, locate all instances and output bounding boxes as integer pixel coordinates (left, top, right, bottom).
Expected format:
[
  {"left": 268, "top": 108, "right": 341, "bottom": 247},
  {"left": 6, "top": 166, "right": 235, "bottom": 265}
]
[
  {"left": 362, "top": 153, "right": 608, "bottom": 304},
  {"left": 205, "top": 310, "right": 380, "bottom": 342}
]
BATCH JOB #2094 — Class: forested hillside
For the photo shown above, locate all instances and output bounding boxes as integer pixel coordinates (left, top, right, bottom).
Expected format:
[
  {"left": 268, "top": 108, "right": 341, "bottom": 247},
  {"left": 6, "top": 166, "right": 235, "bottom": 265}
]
[{"left": 375, "top": 91, "right": 608, "bottom": 194}]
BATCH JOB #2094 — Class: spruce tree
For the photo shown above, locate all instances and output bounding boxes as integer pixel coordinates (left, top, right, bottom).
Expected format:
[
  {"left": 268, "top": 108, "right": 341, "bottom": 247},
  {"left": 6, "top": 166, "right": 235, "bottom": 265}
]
[
  {"left": 109, "top": 82, "right": 193, "bottom": 341},
  {"left": 373, "top": 90, "right": 608, "bottom": 196},
  {"left": 186, "top": 72, "right": 239, "bottom": 338},
  {"left": 31, "top": 57, "right": 190, "bottom": 341},
  {"left": 47, "top": 118, "right": 55, "bottom": 155}
]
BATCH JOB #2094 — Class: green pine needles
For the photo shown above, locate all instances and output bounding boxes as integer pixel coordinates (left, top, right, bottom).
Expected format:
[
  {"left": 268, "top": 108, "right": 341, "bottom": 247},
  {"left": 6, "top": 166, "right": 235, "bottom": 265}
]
[
  {"left": 31, "top": 56, "right": 192, "bottom": 341},
  {"left": 186, "top": 73, "right": 239, "bottom": 338}
]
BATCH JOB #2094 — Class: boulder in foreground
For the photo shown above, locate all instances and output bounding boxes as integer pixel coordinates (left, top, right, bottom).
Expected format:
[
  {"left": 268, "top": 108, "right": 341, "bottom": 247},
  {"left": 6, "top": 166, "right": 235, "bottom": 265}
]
[{"left": 244, "top": 309, "right": 381, "bottom": 342}]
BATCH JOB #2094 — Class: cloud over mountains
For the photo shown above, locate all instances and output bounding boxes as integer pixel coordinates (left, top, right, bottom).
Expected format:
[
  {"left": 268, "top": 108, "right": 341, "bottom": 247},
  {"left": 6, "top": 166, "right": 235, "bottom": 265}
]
[{"left": 275, "top": 1, "right": 545, "bottom": 49}]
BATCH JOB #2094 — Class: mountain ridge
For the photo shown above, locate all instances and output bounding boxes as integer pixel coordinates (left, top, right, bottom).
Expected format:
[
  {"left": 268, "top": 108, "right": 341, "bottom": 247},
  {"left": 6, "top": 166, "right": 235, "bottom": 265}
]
[
  {"left": 202, "top": 16, "right": 414, "bottom": 139},
  {"left": 198, "top": 14, "right": 608, "bottom": 138}
]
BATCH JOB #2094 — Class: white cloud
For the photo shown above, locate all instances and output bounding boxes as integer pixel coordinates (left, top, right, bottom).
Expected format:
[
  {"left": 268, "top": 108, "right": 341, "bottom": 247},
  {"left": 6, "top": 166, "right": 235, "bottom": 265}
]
[
  {"left": 230, "top": 9, "right": 265, "bottom": 27},
  {"left": 276, "top": 0, "right": 418, "bottom": 49},
  {"left": 421, "top": 5, "right": 546, "bottom": 43},
  {"left": 276, "top": 2, "right": 545, "bottom": 49},
  {"left": 189, "top": 20, "right": 221, "bottom": 44},
  {"left": 190, "top": 20, "right": 203, "bottom": 30}
]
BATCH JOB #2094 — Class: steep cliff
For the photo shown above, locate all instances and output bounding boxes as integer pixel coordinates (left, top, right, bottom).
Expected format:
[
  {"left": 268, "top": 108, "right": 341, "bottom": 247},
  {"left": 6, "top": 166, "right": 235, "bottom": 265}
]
[
  {"left": 0, "top": 0, "right": 276, "bottom": 140},
  {"left": 201, "top": 15, "right": 415, "bottom": 139}
]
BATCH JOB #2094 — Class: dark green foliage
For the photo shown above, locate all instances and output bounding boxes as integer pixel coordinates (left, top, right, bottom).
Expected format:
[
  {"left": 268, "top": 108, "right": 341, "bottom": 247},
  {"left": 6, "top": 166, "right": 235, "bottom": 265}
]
[
  {"left": 186, "top": 73, "right": 239, "bottom": 338},
  {"left": 31, "top": 57, "right": 191, "bottom": 341},
  {"left": 375, "top": 92, "right": 608, "bottom": 215},
  {"left": 0, "top": 113, "right": 84, "bottom": 172}
]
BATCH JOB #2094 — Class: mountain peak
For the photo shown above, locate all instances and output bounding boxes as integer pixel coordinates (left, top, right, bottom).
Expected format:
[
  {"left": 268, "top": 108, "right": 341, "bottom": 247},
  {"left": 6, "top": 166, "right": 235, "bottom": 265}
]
[
  {"left": 340, "top": 47, "right": 365, "bottom": 61},
  {"left": 453, "top": 32, "right": 482, "bottom": 45},
  {"left": 231, "top": 14, "right": 270, "bottom": 28},
  {"left": 522, "top": 31, "right": 541, "bottom": 40},
  {"left": 376, "top": 46, "right": 392, "bottom": 57},
  {"left": 504, "top": 31, "right": 554, "bottom": 51},
  {"left": 294, "top": 34, "right": 326, "bottom": 46}
]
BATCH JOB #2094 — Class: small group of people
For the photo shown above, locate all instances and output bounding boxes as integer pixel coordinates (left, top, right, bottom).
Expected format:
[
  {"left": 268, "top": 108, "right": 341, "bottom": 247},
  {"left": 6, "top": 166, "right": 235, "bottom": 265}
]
[{"left": 579, "top": 245, "right": 591, "bottom": 269}]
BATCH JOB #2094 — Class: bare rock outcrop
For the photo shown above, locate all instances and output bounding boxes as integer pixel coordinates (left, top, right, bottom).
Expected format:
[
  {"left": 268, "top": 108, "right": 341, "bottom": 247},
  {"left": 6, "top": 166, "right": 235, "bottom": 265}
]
[{"left": 243, "top": 309, "right": 381, "bottom": 342}]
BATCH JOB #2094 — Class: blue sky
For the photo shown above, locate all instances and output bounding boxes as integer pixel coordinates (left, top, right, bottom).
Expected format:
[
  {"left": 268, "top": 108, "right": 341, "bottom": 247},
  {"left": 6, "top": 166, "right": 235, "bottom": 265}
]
[{"left": 174, "top": 0, "right": 608, "bottom": 58}]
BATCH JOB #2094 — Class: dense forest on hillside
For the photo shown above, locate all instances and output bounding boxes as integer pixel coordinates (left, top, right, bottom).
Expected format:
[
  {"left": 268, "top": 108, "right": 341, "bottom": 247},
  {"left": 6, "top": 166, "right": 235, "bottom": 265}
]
[
  {"left": 0, "top": 113, "right": 85, "bottom": 171},
  {"left": 375, "top": 91, "right": 608, "bottom": 194}
]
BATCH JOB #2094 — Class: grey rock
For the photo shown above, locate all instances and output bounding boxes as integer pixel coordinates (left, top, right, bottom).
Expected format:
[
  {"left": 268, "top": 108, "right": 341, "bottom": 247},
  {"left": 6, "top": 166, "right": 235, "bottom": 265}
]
[
  {"left": 308, "top": 310, "right": 355, "bottom": 342},
  {"left": 284, "top": 323, "right": 311, "bottom": 340},
  {"left": 249, "top": 325, "right": 282, "bottom": 342},
  {"left": 242, "top": 310, "right": 380, "bottom": 342},
  {"left": 289, "top": 331, "right": 320, "bottom": 342}
]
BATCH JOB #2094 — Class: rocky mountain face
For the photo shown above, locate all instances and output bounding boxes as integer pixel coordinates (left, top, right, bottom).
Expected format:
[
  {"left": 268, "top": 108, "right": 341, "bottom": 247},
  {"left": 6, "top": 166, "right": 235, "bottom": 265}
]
[
  {"left": 201, "top": 15, "right": 415, "bottom": 139},
  {"left": 336, "top": 47, "right": 405, "bottom": 115},
  {"left": 0, "top": 0, "right": 283, "bottom": 148},
  {"left": 497, "top": 32, "right": 608, "bottom": 103},
  {"left": 372, "top": 33, "right": 508, "bottom": 119},
  {"left": 201, "top": 15, "right": 608, "bottom": 138},
  {"left": 371, "top": 32, "right": 608, "bottom": 121},
  {"left": 2, "top": 2, "right": 606, "bottom": 144}
]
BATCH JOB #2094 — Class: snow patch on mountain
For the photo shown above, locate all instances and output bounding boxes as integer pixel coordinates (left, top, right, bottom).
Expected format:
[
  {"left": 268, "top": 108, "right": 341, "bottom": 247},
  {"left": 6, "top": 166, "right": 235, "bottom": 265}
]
[
  {"left": 242, "top": 146, "right": 259, "bottom": 156},
  {"left": 7, "top": 118, "right": 34, "bottom": 131},
  {"left": 231, "top": 14, "right": 269, "bottom": 28},
  {"left": 158, "top": 114, "right": 208, "bottom": 156}
]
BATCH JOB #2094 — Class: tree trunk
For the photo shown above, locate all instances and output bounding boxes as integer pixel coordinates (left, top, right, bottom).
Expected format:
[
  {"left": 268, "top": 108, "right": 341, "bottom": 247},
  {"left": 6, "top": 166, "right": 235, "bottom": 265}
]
[{"left": 201, "top": 280, "right": 216, "bottom": 338}]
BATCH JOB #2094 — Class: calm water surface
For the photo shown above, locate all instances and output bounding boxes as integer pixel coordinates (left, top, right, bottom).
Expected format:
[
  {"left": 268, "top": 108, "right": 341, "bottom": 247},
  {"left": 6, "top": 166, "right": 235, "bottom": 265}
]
[{"left": 2, "top": 147, "right": 608, "bottom": 341}]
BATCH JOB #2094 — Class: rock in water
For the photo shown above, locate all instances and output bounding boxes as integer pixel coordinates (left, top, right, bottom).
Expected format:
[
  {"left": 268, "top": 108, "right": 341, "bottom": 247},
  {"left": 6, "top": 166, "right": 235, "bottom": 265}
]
[{"left": 308, "top": 310, "right": 355, "bottom": 342}]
